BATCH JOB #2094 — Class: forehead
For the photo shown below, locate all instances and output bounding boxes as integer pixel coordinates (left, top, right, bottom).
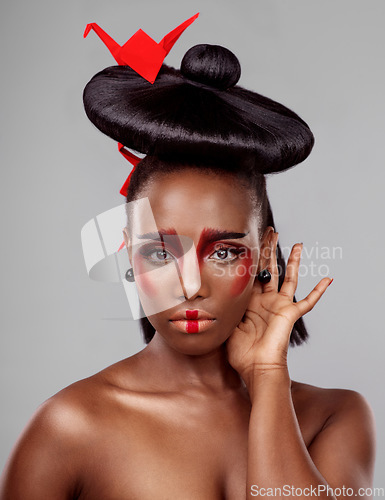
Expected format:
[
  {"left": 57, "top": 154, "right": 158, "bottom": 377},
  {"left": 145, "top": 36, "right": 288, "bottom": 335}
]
[{"left": 131, "top": 169, "right": 259, "bottom": 237}]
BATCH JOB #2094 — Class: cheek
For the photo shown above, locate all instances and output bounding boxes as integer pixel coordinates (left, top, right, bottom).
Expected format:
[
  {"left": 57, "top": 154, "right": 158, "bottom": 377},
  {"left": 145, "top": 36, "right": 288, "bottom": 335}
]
[
  {"left": 132, "top": 253, "right": 156, "bottom": 296},
  {"left": 229, "top": 251, "right": 254, "bottom": 297}
]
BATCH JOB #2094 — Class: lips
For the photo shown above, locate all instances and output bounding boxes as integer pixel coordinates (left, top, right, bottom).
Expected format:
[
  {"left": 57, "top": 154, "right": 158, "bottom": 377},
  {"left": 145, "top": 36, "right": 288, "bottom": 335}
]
[
  {"left": 168, "top": 309, "right": 215, "bottom": 321},
  {"left": 169, "top": 309, "right": 216, "bottom": 334}
]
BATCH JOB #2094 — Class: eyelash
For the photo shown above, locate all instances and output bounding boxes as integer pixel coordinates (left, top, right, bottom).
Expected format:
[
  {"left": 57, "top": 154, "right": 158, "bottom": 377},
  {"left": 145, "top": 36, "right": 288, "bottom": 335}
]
[
  {"left": 209, "top": 245, "right": 243, "bottom": 264},
  {"left": 139, "top": 247, "right": 174, "bottom": 266},
  {"left": 139, "top": 244, "right": 243, "bottom": 266}
]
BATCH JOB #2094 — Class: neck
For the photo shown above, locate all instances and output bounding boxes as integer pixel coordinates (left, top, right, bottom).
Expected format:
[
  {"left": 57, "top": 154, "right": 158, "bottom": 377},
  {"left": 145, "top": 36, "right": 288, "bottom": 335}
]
[{"left": 136, "top": 332, "right": 245, "bottom": 395}]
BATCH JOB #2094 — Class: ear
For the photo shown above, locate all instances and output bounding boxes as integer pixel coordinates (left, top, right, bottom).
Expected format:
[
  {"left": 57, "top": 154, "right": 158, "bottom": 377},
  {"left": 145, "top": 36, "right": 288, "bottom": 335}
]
[
  {"left": 122, "top": 227, "right": 133, "bottom": 264},
  {"left": 257, "top": 226, "right": 275, "bottom": 273}
]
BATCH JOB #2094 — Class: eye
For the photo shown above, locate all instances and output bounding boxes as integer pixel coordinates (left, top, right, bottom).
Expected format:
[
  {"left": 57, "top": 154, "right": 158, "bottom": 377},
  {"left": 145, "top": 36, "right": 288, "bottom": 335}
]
[
  {"left": 209, "top": 245, "right": 242, "bottom": 263},
  {"left": 139, "top": 245, "right": 175, "bottom": 265}
]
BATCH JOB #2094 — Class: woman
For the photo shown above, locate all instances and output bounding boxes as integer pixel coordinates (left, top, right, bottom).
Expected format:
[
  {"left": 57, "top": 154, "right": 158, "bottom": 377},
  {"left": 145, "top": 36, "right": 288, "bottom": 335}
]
[{"left": 0, "top": 15, "right": 376, "bottom": 500}]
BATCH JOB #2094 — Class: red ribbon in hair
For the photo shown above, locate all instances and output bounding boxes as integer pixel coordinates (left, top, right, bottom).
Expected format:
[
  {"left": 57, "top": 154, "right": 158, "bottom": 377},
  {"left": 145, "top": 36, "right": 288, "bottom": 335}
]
[
  {"left": 84, "top": 13, "right": 199, "bottom": 84},
  {"left": 118, "top": 143, "right": 141, "bottom": 197},
  {"left": 117, "top": 144, "right": 141, "bottom": 252}
]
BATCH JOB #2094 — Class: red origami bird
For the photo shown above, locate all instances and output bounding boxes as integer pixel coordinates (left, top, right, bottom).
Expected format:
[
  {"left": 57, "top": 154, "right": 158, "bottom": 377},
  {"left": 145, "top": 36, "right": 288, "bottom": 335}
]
[{"left": 84, "top": 12, "right": 199, "bottom": 84}]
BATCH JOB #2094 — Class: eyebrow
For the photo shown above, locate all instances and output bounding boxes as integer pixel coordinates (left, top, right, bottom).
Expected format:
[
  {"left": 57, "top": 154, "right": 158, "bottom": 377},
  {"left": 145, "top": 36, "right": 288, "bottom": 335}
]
[
  {"left": 136, "top": 227, "right": 249, "bottom": 243},
  {"left": 136, "top": 228, "right": 177, "bottom": 240},
  {"left": 198, "top": 228, "right": 249, "bottom": 246}
]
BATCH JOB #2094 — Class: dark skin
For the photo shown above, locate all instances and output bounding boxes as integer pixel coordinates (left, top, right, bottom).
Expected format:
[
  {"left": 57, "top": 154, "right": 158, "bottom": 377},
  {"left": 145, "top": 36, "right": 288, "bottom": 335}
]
[{"left": 0, "top": 169, "right": 376, "bottom": 499}]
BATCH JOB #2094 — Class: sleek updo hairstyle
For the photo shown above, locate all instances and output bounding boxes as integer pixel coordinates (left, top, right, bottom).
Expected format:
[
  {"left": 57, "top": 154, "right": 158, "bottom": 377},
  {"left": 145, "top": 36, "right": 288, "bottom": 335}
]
[{"left": 83, "top": 43, "right": 315, "bottom": 346}]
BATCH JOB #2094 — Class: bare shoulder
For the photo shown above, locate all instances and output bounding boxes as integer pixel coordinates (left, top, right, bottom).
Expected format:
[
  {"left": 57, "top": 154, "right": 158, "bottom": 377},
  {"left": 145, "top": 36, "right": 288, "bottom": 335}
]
[
  {"left": 292, "top": 379, "right": 375, "bottom": 423},
  {"left": 1, "top": 372, "right": 110, "bottom": 461},
  {"left": 292, "top": 379, "right": 376, "bottom": 486},
  {"left": 0, "top": 357, "right": 141, "bottom": 499},
  {"left": 29, "top": 354, "right": 143, "bottom": 428}
]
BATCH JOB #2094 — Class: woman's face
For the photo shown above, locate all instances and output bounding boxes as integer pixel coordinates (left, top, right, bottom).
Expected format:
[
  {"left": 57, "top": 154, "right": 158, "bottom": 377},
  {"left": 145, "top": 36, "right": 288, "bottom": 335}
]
[{"left": 124, "top": 169, "right": 270, "bottom": 355}]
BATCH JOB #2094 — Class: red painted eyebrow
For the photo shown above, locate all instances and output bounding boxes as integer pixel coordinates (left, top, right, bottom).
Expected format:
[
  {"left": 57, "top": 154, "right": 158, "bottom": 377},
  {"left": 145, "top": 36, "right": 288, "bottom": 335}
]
[{"left": 197, "top": 228, "right": 249, "bottom": 246}]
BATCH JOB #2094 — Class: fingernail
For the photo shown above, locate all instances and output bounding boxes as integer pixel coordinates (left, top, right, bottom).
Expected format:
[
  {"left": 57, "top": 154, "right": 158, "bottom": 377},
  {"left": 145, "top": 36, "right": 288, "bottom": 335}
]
[{"left": 327, "top": 278, "right": 334, "bottom": 287}]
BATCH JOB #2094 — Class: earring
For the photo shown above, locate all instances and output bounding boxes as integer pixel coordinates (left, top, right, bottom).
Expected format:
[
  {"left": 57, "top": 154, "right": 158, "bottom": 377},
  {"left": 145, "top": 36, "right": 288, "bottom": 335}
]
[
  {"left": 125, "top": 268, "right": 135, "bottom": 282},
  {"left": 257, "top": 269, "right": 271, "bottom": 284}
]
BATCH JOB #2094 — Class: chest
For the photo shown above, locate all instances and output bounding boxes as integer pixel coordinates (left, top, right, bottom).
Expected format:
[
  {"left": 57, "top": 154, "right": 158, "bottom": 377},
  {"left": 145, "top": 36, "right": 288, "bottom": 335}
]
[{"left": 77, "top": 392, "right": 322, "bottom": 500}]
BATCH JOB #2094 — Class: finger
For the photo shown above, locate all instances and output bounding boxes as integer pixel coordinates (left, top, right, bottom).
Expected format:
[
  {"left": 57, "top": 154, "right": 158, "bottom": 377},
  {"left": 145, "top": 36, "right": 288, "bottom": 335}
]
[
  {"left": 262, "top": 232, "right": 279, "bottom": 292},
  {"left": 295, "top": 277, "right": 333, "bottom": 317},
  {"left": 280, "top": 242, "right": 303, "bottom": 298}
]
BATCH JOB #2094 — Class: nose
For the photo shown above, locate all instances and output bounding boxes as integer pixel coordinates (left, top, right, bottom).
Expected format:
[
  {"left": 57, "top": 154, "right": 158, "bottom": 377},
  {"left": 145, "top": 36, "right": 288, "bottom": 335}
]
[{"left": 176, "top": 242, "right": 202, "bottom": 299}]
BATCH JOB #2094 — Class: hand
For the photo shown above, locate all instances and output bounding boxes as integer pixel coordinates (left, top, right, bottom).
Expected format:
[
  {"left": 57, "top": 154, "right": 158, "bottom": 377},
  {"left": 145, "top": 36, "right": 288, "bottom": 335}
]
[{"left": 226, "top": 232, "right": 333, "bottom": 383}]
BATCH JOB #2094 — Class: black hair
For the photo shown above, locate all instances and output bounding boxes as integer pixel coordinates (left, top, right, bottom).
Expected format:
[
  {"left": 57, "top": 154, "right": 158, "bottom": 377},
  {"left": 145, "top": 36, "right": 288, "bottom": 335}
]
[{"left": 83, "top": 43, "right": 314, "bottom": 346}]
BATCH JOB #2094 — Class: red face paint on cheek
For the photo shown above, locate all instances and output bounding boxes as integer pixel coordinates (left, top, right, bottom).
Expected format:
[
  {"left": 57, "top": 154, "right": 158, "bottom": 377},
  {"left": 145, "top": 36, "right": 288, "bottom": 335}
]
[
  {"left": 132, "top": 252, "right": 156, "bottom": 296},
  {"left": 230, "top": 247, "right": 253, "bottom": 297},
  {"left": 131, "top": 229, "right": 182, "bottom": 298}
]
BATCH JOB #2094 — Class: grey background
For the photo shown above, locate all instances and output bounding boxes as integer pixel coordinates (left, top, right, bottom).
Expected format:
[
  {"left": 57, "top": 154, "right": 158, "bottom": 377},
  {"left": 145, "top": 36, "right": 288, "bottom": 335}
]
[{"left": 1, "top": 0, "right": 384, "bottom": 487}]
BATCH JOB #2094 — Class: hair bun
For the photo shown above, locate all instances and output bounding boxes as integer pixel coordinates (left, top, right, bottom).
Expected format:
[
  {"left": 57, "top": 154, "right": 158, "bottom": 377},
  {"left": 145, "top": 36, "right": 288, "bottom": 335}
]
[{"left": 180, "top": 44, "right": 241, "bottom": 90}]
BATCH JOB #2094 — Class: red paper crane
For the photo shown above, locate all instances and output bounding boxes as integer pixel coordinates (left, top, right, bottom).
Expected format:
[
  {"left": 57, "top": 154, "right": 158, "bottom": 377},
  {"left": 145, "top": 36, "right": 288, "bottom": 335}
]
[{"left": 84, "top": 12, "right": 199, "bottom": 84}]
